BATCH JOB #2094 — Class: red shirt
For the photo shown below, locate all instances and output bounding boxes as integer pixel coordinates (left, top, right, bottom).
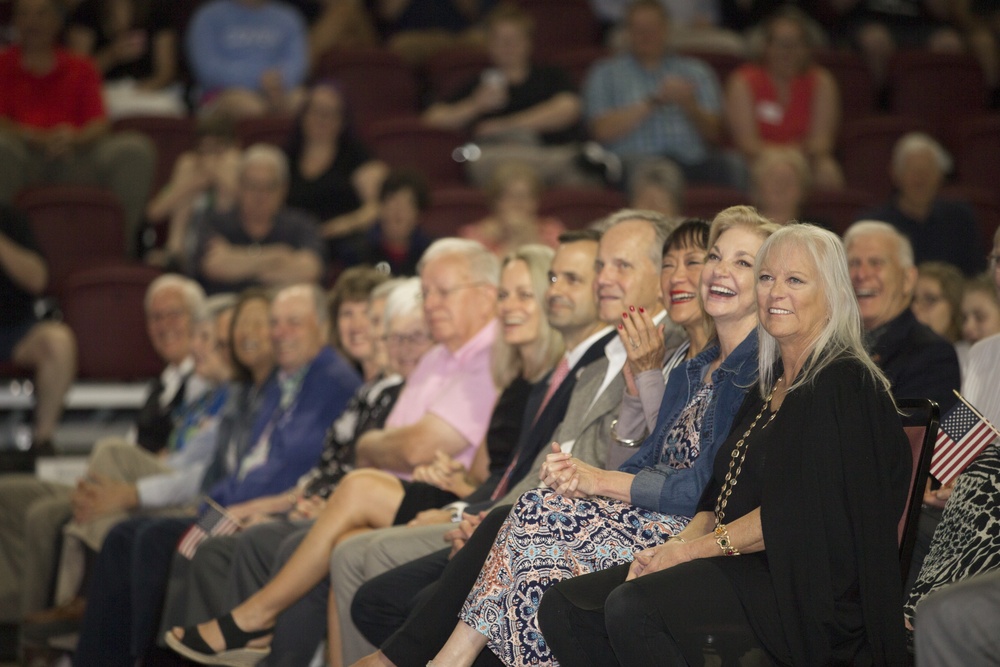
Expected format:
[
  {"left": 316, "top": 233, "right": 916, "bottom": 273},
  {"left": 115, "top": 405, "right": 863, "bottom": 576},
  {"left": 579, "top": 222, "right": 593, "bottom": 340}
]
[
  {"left": 0, "top": 46, "right": 105, "bottom": 129},
  {"left": 736, "top": 63, "right": 818, "bottom": 145}
]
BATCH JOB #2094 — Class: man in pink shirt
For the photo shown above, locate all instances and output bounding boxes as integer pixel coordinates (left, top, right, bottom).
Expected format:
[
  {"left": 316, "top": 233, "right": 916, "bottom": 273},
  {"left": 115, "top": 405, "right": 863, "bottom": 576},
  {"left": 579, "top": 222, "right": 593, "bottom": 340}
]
[
  {"left": 355, "top": 238, "right": 500, "bottom": 477},
  {"left": 0, "top": 0, "right": 155, "bottom": 254}
]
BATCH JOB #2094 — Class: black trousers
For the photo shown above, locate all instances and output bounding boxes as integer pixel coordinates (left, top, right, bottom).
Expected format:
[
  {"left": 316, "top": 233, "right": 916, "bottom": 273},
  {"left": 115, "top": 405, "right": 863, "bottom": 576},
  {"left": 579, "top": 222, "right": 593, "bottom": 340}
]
[
  {"left": 538, "top": 558, "right": 778, "bottom": 667},
  {"left": 352, "top": 504, "right": 513, "bottom": 667}
]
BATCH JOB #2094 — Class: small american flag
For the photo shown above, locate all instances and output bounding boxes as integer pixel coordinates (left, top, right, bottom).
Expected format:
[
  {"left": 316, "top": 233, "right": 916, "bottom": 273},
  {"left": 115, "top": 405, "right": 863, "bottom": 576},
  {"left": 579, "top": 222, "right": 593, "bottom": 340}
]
[
  {"left": 176, "top": 497, "right": 241, "bottom": 560},
  {"left": 930, "top": 400, "right": 997, "bottom": 487}
]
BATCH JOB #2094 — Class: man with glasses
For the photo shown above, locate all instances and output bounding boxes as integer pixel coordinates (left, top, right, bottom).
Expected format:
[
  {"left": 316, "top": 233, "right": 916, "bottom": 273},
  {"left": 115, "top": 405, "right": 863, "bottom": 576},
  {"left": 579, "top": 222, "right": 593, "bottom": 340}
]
[
  {"left": 193, "top": 144, "right": 324, "bottom": 294},
  {"left": 354, "top": 238, "right": 500, "bottom": 476}
]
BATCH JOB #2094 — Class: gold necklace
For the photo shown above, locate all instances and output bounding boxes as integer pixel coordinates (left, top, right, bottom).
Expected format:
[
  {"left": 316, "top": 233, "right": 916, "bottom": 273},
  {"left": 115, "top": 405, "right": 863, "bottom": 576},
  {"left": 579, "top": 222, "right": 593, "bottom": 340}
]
[{"left": 714, "top": 378, "right": 781, "bottom": 526}]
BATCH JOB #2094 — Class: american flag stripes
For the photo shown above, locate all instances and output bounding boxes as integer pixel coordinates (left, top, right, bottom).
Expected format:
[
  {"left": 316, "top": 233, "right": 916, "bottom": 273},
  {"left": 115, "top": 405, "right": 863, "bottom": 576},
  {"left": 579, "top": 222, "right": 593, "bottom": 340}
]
[
  {"left": 930, "top": 400, "right": 997, "bottom": 487},
  {"left": 176, "top": 498, "right": 242, "bottom": 560}
]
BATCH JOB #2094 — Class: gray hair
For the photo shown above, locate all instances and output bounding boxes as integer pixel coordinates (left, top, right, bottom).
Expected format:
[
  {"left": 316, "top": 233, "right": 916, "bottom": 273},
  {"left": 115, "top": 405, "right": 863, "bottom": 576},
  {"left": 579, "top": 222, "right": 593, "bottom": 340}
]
[
  {"left": 599, "top": 208, "right": 676, "bottom": 266},
  {"left": 416, "top": 238, "right": 500, "bottom": 286},
  {"left": 892, "top": 132, "right": 952, "bottom": 176},
  {"left": 843, "top": 220, "right": 915, "bottom": 269},
  {"left": 629, "top": 161, "right": 685, "bottom": 210},
  {"left": 382, "top": 277, "right": 423, "bottom": 332},
  {"left": 756, "top": 224, "right": 892, "bottom": 401},
  {"left": 370, "top": 278, "right": 406, "bottom": 304},
  {"left": 195, "top": 293, "right": 238, "bottom": 324},
  {"left": 241, "top": 143, "right": 290, "bottom": 184},
  {"left": 275, "top": 283, "right": 329, "bottom": 326},
  {"left": 145, "top": 274, "right": 206, "bottom": 317}
]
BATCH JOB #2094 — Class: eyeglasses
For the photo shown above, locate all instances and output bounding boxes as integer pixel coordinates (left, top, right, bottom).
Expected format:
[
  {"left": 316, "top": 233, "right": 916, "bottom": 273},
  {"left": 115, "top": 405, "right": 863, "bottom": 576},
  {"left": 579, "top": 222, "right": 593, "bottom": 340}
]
[
  {"left": 384, "top": 332, "right": 430, "bottom": 347},
  {"left": 419, "top": 282, "right": 487, "bottom": 302}
]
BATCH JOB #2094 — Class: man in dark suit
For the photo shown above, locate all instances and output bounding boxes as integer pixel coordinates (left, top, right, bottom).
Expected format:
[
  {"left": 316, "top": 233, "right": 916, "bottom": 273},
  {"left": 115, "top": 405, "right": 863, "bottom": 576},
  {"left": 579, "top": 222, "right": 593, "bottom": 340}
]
[{"left": 843, "top": 220, "right": 960, "bottom": 412}]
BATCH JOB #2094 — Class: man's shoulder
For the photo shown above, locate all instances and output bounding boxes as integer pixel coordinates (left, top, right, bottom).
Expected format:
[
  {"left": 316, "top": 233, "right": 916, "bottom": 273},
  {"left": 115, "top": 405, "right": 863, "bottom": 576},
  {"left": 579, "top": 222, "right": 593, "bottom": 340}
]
[{"left": 306, "top": 347, "right": 362, "bottom": 392}]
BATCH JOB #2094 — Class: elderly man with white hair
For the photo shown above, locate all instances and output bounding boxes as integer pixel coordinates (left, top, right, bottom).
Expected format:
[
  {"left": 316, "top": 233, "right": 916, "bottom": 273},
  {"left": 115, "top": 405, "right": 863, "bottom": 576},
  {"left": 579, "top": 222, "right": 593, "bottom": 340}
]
[
  {"left": 860, "top": 132, "right": 983, "bottom": 276},
  {"left": 0, "top": 274, "right": 207, "bottom": 626},
  {"left": 192, "top": 143, "right": 325, "bottom": 294},
  {"left": 843, "top": 220, "right": 960, "bottom": 412}
]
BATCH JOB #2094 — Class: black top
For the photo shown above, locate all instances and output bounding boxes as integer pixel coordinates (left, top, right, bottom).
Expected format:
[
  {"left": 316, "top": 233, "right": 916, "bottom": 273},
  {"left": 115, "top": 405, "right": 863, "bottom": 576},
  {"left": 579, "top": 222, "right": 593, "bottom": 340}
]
[
  {"left": 192, "top": 206, "right": 325, "bottom": 294},
  {"left": 449, "top": 65, "right": 582, "bottom": 145},
  {"left": 68, "top": 0, "right": 178, "bottom": 81},
  {"left": 0, "top": 204, "right": 39, "bottom": 327},
  {"left": 697, "top": 357, "right": 910, "bottom": 665},
  {"left": 861, "top": 198, "right": 984, "bottom": 276},
  {"left": 285, "top": 135, "right": 371, "bottom": 223},
  {"left": 866, "top": 308, "right": 960, "bottom": 413}
]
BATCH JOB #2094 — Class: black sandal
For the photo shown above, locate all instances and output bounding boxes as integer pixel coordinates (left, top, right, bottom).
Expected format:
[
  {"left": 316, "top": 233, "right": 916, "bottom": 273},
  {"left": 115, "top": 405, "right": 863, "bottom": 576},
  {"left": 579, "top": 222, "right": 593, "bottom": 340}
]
[{"left": 164, "top": 613, "right": 272, "bottom": 666}]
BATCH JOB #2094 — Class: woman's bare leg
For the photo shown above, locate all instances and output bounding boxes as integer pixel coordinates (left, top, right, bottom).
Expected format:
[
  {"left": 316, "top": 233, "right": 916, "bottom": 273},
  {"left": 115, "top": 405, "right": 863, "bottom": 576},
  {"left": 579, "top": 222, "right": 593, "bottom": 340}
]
[
  {"left": 431, "top": 622, "right": 489, "bottom": 667},
  {"left": 171, "top": 470, "right": 405, "bottom": 651}
]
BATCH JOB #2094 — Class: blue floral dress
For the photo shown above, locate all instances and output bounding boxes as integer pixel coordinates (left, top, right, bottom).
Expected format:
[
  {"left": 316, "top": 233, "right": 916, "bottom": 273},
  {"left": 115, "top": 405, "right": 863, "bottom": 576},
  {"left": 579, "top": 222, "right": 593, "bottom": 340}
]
[{"left": 459, "top": 382, "right": 715, "bottom": 666}]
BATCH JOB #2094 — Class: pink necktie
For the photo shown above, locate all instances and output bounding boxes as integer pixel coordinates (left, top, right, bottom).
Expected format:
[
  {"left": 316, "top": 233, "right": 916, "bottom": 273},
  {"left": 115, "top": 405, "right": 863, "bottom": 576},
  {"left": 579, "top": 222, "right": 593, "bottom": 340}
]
[{"left": 491, "top": 357, "right": 572, "bottom": 501}]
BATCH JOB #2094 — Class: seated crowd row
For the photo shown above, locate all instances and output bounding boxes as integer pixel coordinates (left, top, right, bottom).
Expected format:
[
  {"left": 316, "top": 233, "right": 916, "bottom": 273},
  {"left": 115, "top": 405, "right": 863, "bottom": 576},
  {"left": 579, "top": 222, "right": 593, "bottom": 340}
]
[
  {"left": 1, "top": 0, "right": 997, "bottom": 262},
  {"left": 2, "top": 206, "right": 999, "bottom": 666}
]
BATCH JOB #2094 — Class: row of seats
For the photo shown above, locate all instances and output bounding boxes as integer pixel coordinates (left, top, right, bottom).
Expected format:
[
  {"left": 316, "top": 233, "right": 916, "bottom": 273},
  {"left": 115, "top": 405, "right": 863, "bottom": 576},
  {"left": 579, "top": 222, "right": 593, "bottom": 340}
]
[{"left": 314, "top": 45, "right": 993, "bottom": 139}]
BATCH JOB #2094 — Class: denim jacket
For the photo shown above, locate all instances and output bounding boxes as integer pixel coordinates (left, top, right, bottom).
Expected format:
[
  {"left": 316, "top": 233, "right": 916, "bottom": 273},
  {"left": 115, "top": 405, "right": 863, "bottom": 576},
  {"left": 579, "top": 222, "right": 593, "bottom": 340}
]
[{"left": 620, "top": 328, "right": 759, "bottom": 517}]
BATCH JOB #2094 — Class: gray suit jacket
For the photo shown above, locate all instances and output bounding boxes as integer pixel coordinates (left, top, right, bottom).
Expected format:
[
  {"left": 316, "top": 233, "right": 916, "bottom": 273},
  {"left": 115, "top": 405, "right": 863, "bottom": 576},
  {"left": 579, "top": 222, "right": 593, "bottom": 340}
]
[{"left": 496, "top": 323, "right": 686, "bottom": 506}]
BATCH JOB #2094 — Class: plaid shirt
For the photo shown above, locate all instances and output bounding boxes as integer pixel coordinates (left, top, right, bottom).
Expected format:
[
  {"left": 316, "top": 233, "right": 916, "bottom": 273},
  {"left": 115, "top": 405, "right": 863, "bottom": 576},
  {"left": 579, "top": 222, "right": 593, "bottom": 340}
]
[{"left": 584, "top": 52, "right": 722, "bottom": 164}]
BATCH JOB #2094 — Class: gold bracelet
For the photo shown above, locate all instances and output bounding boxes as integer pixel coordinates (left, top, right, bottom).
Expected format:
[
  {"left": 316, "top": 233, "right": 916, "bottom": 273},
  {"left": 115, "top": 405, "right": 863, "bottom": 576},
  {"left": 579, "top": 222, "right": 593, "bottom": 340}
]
[
  {"left": 714, "top": 524, "right": 740, "bottom": 556},
  {"left": 672, "top": 536, "right": 687, "bottom": 544}
]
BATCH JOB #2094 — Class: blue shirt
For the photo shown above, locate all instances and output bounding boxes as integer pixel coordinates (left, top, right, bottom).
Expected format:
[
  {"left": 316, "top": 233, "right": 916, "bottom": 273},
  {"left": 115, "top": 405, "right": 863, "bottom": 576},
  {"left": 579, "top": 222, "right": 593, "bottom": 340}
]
[
  {"left": 186, "top": 0, "right": 308, "bottom": 93},
  {"left": 584, "top": 52, "right": 722, "bottom": 164},
  {"left": 620, "top": 329, "right": 759, "bottom": 516}
]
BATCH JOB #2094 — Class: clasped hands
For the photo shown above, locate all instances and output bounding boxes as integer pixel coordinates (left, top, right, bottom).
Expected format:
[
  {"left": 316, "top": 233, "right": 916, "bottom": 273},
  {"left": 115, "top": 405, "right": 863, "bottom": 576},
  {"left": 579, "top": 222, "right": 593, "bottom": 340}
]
[{"left": 540, "top": 443, "right": 603, "bottom": 499}]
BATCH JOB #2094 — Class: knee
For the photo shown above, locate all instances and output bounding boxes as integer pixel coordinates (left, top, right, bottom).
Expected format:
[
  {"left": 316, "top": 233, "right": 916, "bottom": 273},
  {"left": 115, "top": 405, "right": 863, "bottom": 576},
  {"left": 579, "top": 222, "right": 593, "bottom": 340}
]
[
  {"left": 96, "top": 132, "right": 156, "bottom": 171},
  {"left": 605, "top": 581, "right": 645, "bottom": 638},
  {"left": 13, "top": 322, "right": 77, "bottom": 369}
]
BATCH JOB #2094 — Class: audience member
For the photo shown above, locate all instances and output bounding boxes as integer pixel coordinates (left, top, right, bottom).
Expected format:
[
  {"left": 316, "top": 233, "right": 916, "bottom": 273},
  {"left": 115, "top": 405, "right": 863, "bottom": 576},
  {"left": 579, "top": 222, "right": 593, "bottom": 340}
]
[
  {"left": 285, "top": 81, "right": 387, "bottom": 261},
  {"left": 353, "top": 238, "right": 500, "bottom": 476},
  {"left": 65, "top": 0, "right": 185, "bottom": 117},
  {"left": 192, "top": 144, "right": 325, "bottom": 294},
  {"left": 0, "top": 203, "right": 76, "bottom": 452},
  {"left": 166, "top": 247, "right": 561, "bottom": 666},
  {"left": 73, "top": 283, "right": 361, "bottom": 665},
  {"left": 0, "top": 274, "right": 204, "bottom": 626},
  {"left": 422, "top": 4, "right": 585, "bottom": 187},
  {"left": 327, "top": 265, "right": 390, "bottom": 381},
  {"left": 372, "top": 0, "right": 491, "bottom": 67},
  {"left": 961, "top": 274, "right": 1000, "bottom": 346},
  {"left": 844, "top": 220, "right": 960, "bottom": 410},
  {"left": 953, "top": 0, "right": 1000, "bottom": 97},
  {"left": 628, "top": 160, "right": 684, "bottom": 219},
  {"left": 185, "top": 0, "right": 308, "bottom": 118},
  {"left": 829, "top": 0, "right": 964, "bottom": 86},
  {"left": 916, "top": 568, "right": 1000, "bottom": 667},
  {"left": 750, "top": 146, "right": 810, "bottom": 226},
  {"left": 912, "top": 261, "right": 964, "bottom": 342},
  {"left": 459, "top": 161, "right": 564, "bottom": 256},
  {"left": 0, "top": 0, "right": 155, "bottom": 253},
  {"left": 145, "top": 115, "right": 242, "bottom": 271},
  {"left": 294, "top": 0, "right": 378, "bottom": 68},
  {"left": 611, "top": 219, "right": 711, "bottom": 447},
  {"left": 341, "top": 170, "right": 434, "bottom": 277},
  {"left": 595, "top": 0, "right": 747, "bottom": 55},
  {"left": 154, "top": 279, "right": 422, "bottom": 667},
  {"left": 542, "top": 223, "right": 909, "bottom": 667},
  {"left": 727, "top": 7, "right": 844, "bottom": 190},
  {"left": 420, "top": 207, "right": 769, "bottom": 667},
  {"left": 913, "top": 260, "right": 967, "bottom": 375},
  {"left": 583, "top": 0, "right": 743, "bottom": 189},
  {"left": 861, "top": 132, "right": 983, "bottom": 276},
  {"left": 17, "top": 297, "right": 234, "bottom": 639},
  {"left": 331, "top": 211, "right": 679, "bottom": 664}
]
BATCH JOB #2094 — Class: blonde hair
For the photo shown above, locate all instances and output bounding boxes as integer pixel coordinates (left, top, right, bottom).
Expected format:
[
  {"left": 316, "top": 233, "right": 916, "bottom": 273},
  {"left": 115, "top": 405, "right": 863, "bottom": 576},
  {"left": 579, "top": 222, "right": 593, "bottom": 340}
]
[
  {"left": 756, "top": 224, "right": 892, "bottom": 400},
  {"left": 491, "top": 245, "right": 564, "bottom": 387}
]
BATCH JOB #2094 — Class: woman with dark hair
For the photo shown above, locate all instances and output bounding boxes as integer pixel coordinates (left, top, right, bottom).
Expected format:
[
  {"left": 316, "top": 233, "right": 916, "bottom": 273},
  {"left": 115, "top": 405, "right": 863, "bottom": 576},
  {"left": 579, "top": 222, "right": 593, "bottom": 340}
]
[
  {"left": 342, "top": 170, "right": 435, "bottom": 277},
  {"left": 328, "top": 265, "right": 390, "bottom": 381},
  {"left": 284, "top": 81, "right": 387, "bottom": 259}
]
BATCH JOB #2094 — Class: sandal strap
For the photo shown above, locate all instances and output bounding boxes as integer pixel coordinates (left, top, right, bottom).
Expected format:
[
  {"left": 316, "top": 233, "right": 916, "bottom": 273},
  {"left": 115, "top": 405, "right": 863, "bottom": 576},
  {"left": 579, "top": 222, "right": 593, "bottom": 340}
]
[{"left": 217, "top": 612, "right": 273, "bottom": 650}]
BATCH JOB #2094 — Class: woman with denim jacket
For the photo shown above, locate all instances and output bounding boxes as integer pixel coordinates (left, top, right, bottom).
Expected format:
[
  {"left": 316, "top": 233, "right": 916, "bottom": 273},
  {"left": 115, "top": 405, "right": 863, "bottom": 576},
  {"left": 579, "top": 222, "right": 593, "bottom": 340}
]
[{"left": 424, "top": 206, "right": 780, "bottom": 667}]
